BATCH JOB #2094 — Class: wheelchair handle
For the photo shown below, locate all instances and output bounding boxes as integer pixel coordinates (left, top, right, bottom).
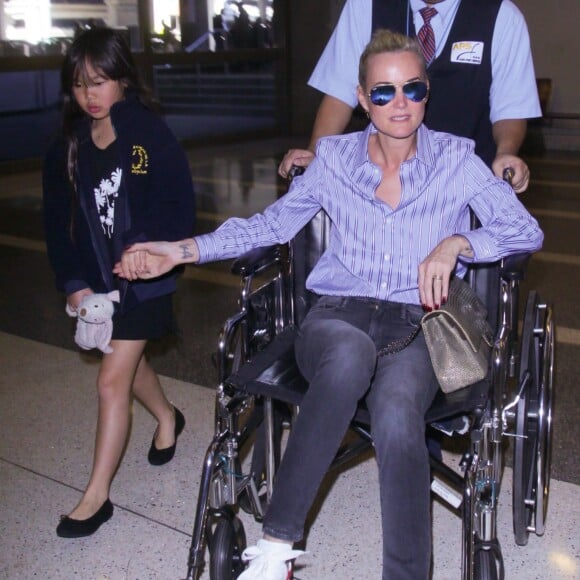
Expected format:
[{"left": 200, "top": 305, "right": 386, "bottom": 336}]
[
  {"left": 288, "top": 165, "right": 306, "bottom": 181},
  {"left": 503, "top": 167, "right": 515, "bottom": 185}
]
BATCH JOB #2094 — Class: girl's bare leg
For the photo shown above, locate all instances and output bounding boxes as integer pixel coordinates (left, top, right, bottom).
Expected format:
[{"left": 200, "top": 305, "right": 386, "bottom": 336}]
[
  {"left": 131, "top": 355, "right": 177, "bottom": 450},
  {"left": 66, "top": 339, "right": 146, "bottom": 520}
]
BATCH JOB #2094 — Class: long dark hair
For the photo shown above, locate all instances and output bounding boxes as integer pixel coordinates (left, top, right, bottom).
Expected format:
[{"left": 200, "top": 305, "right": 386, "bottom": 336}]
[{"left": 60, "top": 27, "right": 156, "bottom": 197}]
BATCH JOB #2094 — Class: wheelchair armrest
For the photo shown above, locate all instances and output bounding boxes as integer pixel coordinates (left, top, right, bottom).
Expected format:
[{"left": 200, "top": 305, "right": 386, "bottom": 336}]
[
  {"left": 230, "top": 245, "right": 285, "bottom": 277},
  {"left": 500, "top": 252, "right": 532, "bottom": 281}
]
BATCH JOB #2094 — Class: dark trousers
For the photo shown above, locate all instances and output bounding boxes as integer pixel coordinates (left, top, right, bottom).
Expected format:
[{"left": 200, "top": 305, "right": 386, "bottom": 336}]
[{"left": 262, "top": 295, "right": 439, "bottom": 580}]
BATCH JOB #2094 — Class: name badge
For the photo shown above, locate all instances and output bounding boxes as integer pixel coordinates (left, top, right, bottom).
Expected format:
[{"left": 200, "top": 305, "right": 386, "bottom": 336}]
[{"left": 450, "top": 41, "right": 484, "bottom": 64}]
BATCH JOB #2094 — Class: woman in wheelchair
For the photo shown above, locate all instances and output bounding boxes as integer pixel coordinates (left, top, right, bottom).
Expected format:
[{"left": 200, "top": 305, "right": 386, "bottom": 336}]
[{"left": 115, "top": 29, "right": 543, "bottom": 580}]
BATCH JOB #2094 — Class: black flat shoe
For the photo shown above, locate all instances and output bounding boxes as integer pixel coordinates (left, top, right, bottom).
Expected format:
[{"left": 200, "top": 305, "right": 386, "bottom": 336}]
[
  {"left": 56, "top": 499, "right": 114, "bottom": 538},
  {"left": 148, "top": 406, "right": 185, "bottom": 466}
]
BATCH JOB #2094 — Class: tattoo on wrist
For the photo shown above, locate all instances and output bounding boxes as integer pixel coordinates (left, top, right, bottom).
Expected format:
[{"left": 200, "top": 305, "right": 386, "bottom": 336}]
[{"left": 180, "top": 243, "right": 194, "bottom": 259}]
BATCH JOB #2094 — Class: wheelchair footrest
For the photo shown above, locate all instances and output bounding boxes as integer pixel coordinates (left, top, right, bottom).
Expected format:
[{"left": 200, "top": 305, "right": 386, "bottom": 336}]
[{"left": 431, "top": 476, "right": 463, "bottom": 509}]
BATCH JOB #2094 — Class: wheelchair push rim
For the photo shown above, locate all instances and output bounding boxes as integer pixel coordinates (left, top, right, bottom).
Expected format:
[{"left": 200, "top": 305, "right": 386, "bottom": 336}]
[{"left": 512, "top": 291, "right": 554, "bottom": 545}]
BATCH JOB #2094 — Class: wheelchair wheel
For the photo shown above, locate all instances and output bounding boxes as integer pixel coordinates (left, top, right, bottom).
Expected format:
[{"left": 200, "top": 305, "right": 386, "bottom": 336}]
[
  {"left": 209, "top": 515, "right": 247, "bottom": 579},
  {"left": 473, "top": 542, "right": 503, "bottom": 580},
  {"left": 512, "top": 291, "right": 554, "bottom": 546}
]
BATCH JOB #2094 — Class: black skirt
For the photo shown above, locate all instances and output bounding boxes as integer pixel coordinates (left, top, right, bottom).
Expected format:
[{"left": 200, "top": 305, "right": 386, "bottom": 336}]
[{"left": 112, "top": 294, "right": 175, "bottom": 341}]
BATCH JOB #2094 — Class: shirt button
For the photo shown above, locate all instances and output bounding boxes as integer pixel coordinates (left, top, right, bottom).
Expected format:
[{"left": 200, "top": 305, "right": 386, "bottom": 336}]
[
  {"left": 385, "top": 217, "right": 393, "bottom": 225},
  {"left": 381, "top": 282, "right": 387, "bottom": 289},
  {"left": 384, "top": 254, "right": 390, "bottom": 261}
]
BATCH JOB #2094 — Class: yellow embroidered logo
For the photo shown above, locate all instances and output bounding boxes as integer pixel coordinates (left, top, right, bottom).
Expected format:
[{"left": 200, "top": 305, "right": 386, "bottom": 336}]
[{"left": 131, "top": 145, "right": 148, "bottom": 175}]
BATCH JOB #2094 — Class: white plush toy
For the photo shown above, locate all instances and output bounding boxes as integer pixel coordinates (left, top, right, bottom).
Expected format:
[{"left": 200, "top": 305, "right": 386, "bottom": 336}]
[{"left": 66, "top": 291, "right": 120, "bottom": 354}]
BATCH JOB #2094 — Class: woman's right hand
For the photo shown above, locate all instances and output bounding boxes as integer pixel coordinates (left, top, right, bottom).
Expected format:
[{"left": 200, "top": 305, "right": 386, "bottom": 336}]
[
  {"left": 278, "top": 149, "right": 315, "bottom": 178},
  {"left": 113, "top": 239, "right": 199, "bottom": 280}
]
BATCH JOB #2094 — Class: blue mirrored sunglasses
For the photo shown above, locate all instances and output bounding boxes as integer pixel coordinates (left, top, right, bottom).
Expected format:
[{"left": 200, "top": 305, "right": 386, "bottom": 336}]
[{"left": 368, "top": 81, "right": 429, "bottom": 106}]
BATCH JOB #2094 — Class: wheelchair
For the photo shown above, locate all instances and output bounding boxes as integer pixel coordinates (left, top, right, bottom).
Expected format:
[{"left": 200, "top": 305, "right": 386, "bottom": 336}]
[{"left": 184, "top": 202, "right": 554, "bottom": 580}]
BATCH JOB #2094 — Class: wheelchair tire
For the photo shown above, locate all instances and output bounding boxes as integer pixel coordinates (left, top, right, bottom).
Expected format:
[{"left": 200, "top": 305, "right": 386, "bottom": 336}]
[
  {"left": 512, "top": 291, "right": 554, "bottom": 546},
  {"left": 209, "top": 516, "right": 247, "bottom": 580}
]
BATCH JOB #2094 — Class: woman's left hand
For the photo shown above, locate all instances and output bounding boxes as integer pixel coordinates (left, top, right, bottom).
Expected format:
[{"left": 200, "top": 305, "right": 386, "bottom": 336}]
[{"left": 418, "top": 235, "right": 472, "bottom": 309}]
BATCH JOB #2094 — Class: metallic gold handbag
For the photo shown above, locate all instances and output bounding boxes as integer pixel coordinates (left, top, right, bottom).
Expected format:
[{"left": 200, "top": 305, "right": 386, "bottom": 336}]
[{"left": 421, "top": 277, "right": 494, "bottom": 393}]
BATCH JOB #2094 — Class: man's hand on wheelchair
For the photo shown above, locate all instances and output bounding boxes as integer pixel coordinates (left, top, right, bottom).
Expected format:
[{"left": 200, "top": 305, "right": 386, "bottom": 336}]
[
  {"left": 113, "top": 239, "right": 199, "bottom": 280},
  {"left": 492, "top": 153, "right": 530, "bottom": 193},
  {"left": 278, "top": 148, "right": 315, "bottom": 178}
]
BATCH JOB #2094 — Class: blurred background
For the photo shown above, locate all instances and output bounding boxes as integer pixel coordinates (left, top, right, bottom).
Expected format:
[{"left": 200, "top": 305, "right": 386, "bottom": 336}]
[{"left": 0, "top": 0, "right": 579, "bottom": 165}]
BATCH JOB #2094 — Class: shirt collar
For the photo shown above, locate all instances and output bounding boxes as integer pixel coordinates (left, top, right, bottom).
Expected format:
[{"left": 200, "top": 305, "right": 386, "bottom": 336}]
[
  {"left": 410, "top": 0, "right": 460, "bottom": 21},
  {"left": 354, "top": 123, "right": 374, "bottom": 168},
  {"left": 355, "top": 123, "right": 436, "bottom": 169},
  {"left": 415, "top": 124, "right": 437, "bottom": 167}
]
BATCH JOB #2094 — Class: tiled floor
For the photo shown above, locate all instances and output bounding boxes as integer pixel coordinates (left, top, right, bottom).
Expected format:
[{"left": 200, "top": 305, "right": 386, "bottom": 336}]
[
  {"left": 1, "top": 332, "right": 578, "bottom": 579},
  {"left": 0, "top": 137, "right": 579, "bottom": 579}
]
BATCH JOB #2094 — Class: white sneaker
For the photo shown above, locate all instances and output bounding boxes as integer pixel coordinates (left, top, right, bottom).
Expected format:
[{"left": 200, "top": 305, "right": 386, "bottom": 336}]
[{"left": 238, "top": 539, "right": 306, "bottom": 580}]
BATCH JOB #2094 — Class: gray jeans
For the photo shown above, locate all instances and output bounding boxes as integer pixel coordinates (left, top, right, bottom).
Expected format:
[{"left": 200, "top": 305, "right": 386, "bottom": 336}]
[{"left": 262, "top": 295, "right": 439, "bottom": 580}]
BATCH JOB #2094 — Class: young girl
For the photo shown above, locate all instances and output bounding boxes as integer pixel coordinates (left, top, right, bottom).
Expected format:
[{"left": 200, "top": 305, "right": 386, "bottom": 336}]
[{"left": 42, "top": 27, "right": 196, "bottom": 538}]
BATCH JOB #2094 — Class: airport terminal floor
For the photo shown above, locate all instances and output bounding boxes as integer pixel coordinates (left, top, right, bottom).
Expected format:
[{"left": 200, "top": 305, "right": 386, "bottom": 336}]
[{"left": 1, "top": 136, "right": 579, "bottom": 579}]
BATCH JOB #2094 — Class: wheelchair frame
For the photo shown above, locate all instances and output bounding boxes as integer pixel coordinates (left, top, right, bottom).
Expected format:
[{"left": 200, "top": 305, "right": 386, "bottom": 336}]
[{"left": 184, "top": 215, "right": 554, "bottom": 580}]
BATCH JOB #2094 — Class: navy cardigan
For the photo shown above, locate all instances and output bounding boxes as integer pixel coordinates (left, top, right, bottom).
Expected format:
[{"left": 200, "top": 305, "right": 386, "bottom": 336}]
[{"left": 43, "top": 95, "right": 196, "bottom": 313}]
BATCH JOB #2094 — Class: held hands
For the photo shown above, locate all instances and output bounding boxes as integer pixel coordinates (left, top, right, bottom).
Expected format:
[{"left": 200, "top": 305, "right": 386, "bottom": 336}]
[
  {"left": 492, "top": 153, "right": 529, "bottom": 193},
  {"left": 278, "top": 148, "right": 315, "bottom": 178},
  {"left": 113, "top": 239, "right": 199, "bottom": 281},
  {"left": 418, "top": 235, "right": 473, "bottom": 310}
]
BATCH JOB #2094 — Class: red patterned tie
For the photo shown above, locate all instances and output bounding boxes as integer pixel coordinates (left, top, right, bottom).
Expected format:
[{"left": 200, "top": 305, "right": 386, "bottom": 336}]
[{"left": 418, "top": 7, "right": 438, "bottom": 64}]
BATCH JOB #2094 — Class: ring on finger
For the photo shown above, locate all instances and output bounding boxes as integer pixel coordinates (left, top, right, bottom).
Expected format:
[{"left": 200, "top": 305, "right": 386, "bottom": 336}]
[{"left": 433, "top": 275, "right": 443, "bottom": 281}]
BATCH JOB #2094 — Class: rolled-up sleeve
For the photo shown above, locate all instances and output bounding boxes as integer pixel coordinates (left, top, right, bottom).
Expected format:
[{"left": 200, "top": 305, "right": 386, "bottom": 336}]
[{"left": 460, "top": 155, "right": 543, "bottom": 262}]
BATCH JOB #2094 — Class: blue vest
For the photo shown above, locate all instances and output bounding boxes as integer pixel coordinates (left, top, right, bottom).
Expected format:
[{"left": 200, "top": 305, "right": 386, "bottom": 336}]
[{"left": 372, "top": 0, "right": 501, "bottom": 166}]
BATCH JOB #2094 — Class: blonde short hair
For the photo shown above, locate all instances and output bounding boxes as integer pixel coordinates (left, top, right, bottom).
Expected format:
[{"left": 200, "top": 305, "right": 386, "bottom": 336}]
[{"left": 358, "top": 29, "right": 427, "bottom": 88}]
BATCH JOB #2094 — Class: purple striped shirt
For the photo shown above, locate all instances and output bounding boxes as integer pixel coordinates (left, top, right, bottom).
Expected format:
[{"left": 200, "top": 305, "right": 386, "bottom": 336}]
[{"left": 196, "top": 124, "right": 543, "bottom": 304}]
